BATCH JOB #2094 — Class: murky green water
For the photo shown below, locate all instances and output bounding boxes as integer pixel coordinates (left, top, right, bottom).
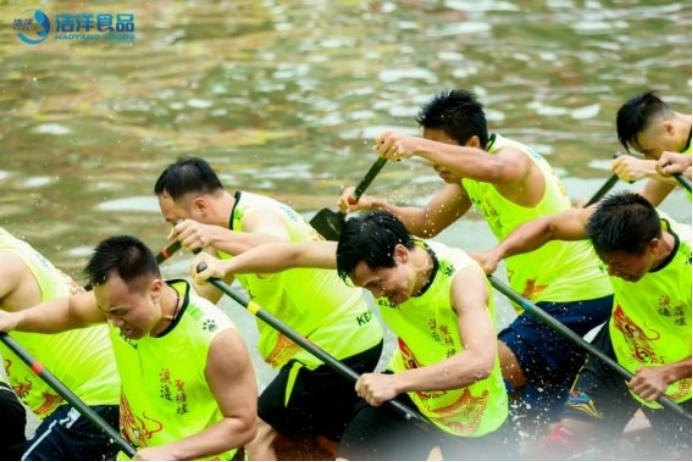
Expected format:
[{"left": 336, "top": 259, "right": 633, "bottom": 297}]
[{"left": 1, "top": 1, "right": 691, "bottom": 389}]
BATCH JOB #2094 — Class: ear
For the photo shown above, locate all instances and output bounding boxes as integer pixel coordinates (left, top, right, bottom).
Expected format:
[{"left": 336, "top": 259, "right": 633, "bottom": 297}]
[
  {"left": 466, "top": 135, "right": 482, "bottom": 149},
  {"left": 149, "top": 278, "right": 164, "bottom": 303},
  {"left": 647, "top": 237, "right": 661, "bottom": 255},
  {"left": 191, "top": 196, "right": 209, "bottom": 216},
  {"left": 393, "top": 243, "right": 410, "bottom": 264},
  {"left": 662, "top": 120, "right": 676, "bottom": 137}
]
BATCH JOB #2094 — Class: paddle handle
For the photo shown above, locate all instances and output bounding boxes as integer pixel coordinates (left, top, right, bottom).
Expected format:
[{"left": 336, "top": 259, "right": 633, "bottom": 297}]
[
  {"left": 348, "top": 157, "right": 388, "bottom": 205},
  {"left": 156, "top": 240, "right": 182, "bottom": 264},
  {"left": 0, "top": 333, "right": 137, "bottom": 456},
  {"left": 197, "top": 263, "right": 432, "bottom": 429},
  {"left": 487, "top": 276, "right": 692, "bottom": 420},
  {"left": 673, "top": 173, "right": 692, "bottom": 193},
  {"left": 585, "top": 174, "right": 619, "bottom": 207}
]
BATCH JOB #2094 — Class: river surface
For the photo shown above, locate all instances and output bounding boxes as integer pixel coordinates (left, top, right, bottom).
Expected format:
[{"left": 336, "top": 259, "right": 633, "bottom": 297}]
[{"left": 1, "top": 0, "right": 690, "bottom": 394}]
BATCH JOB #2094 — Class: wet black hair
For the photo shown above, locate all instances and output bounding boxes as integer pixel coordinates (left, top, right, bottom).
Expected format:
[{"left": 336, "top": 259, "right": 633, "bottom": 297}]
[
  {"left": 415, "top": 89, "right": 489, "bottom": 148},
  {"left": 85, "top": 235, "right": 160, "bottom": 291},
  {"left": 153, "top": 156, "right": 224, "bottom": 201},
  {"left": 616, "top": 91, "right": 673, "bottom": 153},
  {"left": 586, "top": 191, "right": 661, "bottom": 256},
  {"left": 336, "top": 211, "right": 414, "bottom": 282}
]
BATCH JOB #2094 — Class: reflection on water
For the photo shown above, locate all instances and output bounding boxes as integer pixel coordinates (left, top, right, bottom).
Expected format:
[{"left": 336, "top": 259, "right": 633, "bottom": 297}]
[{"left": 0, "top": 0, "right": 690, "bottom": 388}]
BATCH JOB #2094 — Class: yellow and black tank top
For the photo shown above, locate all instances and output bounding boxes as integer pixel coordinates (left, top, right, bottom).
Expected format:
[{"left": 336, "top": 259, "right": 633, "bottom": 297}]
[
  {"left": 377, "top": 240, "right": 508, "bottom": 437},
  {"left": 461, "top": 134, "right": 612, "bottom": 308}
]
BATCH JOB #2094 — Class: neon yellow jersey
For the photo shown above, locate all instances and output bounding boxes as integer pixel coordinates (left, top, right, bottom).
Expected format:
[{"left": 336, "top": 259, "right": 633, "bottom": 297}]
[
  {"left": 608, "top": 220, "right": 692, "bottom": 408},
  {"left": 221, "top": 191, "right": 383, "bottom": 370},
  {"left": 115, "top": 281, "right": 239, "bottom": 461},
  {"left": 377, "top": 240, "right": 508, "bottom": 437},
  {"left": 461, "top": 134, "right": 612, "bottom": 307},
  {"left": 0, "top": 228, "right": 119, "bottom": 419}
]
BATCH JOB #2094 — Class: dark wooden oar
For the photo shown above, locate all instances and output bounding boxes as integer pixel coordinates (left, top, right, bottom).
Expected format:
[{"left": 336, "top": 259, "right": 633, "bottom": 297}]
[
  {"left": 585, "top": 174, "right": 619, "bottom": 207},
  {"left": 0, "top": 333, "right": 137, "bottom": 457},
  {"left": 310, "top": 158, "right": 387, "bottom": 241},
  {"left": 156, "top": 240, "right": 182, "bottom": 263},
  {"left": 673, "top": 173, "right": 692, "bottom": 193},
  {"left": 197, "top": 263, "right": 440, "bottom": 431},
  {"left": 488, "top": 275, "right": 692, "bottom": 420}
]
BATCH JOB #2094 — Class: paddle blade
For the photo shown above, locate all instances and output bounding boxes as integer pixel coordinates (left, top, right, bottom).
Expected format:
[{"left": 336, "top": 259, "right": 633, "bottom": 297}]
[{"left": 309, "top": 208, "right": 345, "bottom": 241}]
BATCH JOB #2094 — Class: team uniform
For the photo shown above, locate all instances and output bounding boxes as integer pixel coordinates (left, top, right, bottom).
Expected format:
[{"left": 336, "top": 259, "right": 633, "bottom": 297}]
[
  {"left": 0, "top": 228, "right": 121, "bottom": 461},
  {"left": 115, "top": 280, "right": 241, "bottom": 461},
  {"left": 338, "top": 241, "right": 511, "bottom": 461},
  {"left": 564, "top": 219, "right": 692, "bottom": 453},
  {"left": 225, "top": 192, "right": 384, "bottom": 442},
  {"left": 462, "top": 134, "right": 614, "bottom": 416}
]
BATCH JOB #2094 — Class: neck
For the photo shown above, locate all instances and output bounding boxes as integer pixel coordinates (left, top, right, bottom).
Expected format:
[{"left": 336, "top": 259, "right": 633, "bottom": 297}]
[
  {"left": 651, "top": 231, "right": 676, "bottom": 270},
  {"left": 411, "top": 247, "right": 435, "bottom": 296},
  {"left": 674, "top": 113, "right": 693, "bottom": 150},
  {"left": 206, "top": 191, "right": 237, "bottom": 228},
  {"left": 151, "top": 284, "right": 180, "bottom": 336}
]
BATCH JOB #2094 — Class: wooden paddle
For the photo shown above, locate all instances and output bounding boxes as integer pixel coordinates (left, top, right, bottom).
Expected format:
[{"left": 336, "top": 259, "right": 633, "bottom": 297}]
[
  {"left": 0, "top": 333, "right": 137, "bottom": 457},
  {"left": 488, "top": 275, "right": 692, "bottom": 420},
  {"left": 584, "top": 174, "right": 619, "bottom": 207},
  {"left": 310, "top": 158, "right": 387, "bottom": 240},
  {"left": 673, "top": 172, "right": 692, "bottom": 193}
]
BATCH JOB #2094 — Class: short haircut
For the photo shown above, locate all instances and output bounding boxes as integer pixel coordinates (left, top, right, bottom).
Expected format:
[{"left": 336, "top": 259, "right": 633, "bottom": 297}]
[
  {"left": 415, "top": 89, "right": 489, "bottom": 148},
  {"left": 616, "top": 91, "right": 673, "bottom": 153},
  {"left": 153, "top": 156, "right": 224, "bottom": 201},
  {"left": 85, "top": 236, "right": 160, "bottom": 291},
  {"left": 586, "top": 191, "right": 661, "bottom": 256},
  {"left": 336, "top": 211, "right": 414, "bottom": 282}
]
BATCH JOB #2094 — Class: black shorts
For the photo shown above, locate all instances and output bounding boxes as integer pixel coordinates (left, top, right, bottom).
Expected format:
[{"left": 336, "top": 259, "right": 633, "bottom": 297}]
[
  {"left": 337, "top": 393, "right": 518, "bottom": 461},
  {"left": 23, "top": 403, "right": 120, "bottom": 461},
  {"left": 258, "top": 340, "right": 383, "bottom": 442},
  {"left": 0, "top": 382, "right": 26, "bottom": 460},
  {"left": 563, "top": 324, "right": 692, "bottom": 451}
]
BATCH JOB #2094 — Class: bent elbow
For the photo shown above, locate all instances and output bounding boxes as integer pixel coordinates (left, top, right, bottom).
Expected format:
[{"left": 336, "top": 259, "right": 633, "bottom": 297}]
[
  {"left": 472, "top": 354, "right": 496, "bottom": 381},
  {"left": 474, "top": 364, "right": 493, "bottom": 381},
  {"left": 239, "top": 417, "right": 258, "bottom": 447},
  {"left": 543, "top": 219, "right": 560, "bottom": 241}
]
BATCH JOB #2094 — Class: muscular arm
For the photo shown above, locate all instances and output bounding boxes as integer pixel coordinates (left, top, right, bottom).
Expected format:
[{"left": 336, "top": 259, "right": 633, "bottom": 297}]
[
  {"left": 0, "top": 291, "right": 105, "bottom": 334},
  {"left": 137, "top": 329, "right": 258, "bottom": 460},
  {"left": 410, "top": 138, "right": 532, "bottom": 185},
  {"left": 177, "top": 209, "right": 295, "bottom": 301},
  {"left": 394, "top": 265, "right": 496, "bottom": 392},
  {"left": 0, "top": 251, "right": 30, "bottom": 311},
  {"left": 192, "top": 241, "right": 338, "bottom": 284},
  {"left": 369, "top": 183, "right": 471, "bottom": 238},
  {"left": 494, "top": 207, "right": 591, "bottom": 258},
  {"left": 638, "top": 179, "right": 677, "bottom": 207},
  {"left": 357, "top": 265, "right": 496, "bottom": 405},
  {"left": 173, "top": 209, "right": 291, "bottom": 257},
  {"left": 472, "top": 207, "right": 592, "bottom": 274}
]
